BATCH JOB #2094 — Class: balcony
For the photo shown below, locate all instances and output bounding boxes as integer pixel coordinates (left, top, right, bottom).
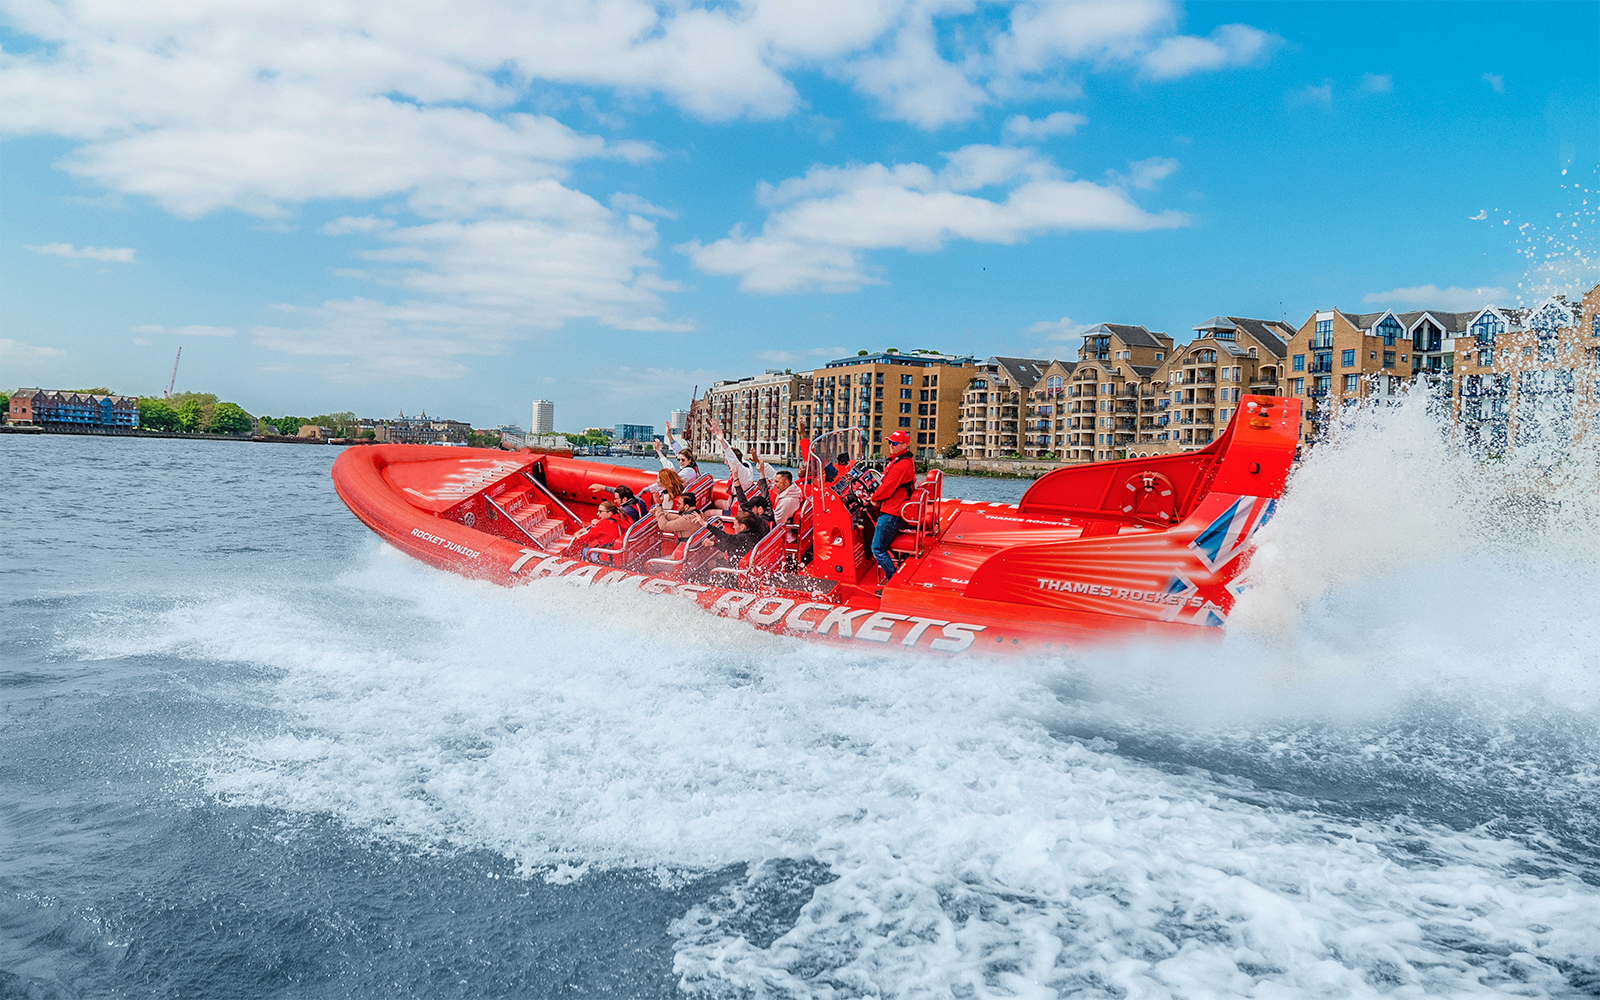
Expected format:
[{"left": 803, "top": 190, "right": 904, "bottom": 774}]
[
  {"left": 1307, "top": 361, "right": 1333, "bottom": 374},
  {"left": 1309, "top": 388, "right": 1330, "bottom": 398}
]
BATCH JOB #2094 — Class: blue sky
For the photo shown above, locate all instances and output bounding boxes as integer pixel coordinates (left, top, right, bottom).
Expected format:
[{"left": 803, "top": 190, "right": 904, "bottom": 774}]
[{"left": 2, "top": 1, "right": 1595, "bottom": 431}]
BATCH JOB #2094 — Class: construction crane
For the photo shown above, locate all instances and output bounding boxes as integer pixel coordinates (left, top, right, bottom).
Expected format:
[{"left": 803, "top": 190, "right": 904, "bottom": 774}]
[{"left": 164, "top": 347, "right": 181, "bottom": 398}]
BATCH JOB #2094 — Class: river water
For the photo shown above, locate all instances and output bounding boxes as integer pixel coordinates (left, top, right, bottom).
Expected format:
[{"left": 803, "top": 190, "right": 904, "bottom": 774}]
[{"left": 3, "top": 410, "right": 1598, "bottom": 998}]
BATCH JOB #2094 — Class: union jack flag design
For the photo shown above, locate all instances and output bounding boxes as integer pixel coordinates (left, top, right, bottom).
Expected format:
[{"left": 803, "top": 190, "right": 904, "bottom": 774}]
[{"left": 1190, "top": 496, "right": 1276, "bottom": 572}]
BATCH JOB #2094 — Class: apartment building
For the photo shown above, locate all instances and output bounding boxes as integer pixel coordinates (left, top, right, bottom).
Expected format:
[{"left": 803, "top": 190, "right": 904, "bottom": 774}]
[
  {"left": 358, "top": 414, "right": 470, "bottom": 444},
  {"left": 796, "top": 351, "right": 975, "bottom": 458},
  {"left": 1453, "top": 286, "right": 1600, "bottom": 454},
  {"left": 8, "top": 388, "right": 139, "bottom": 429},
  {"left": 694, "top": 369, "right": 815, "bottom": 461},
  {"left": 1059, "top": 324, "right": 1175, "bottom": 462},
  {"left": 958, "top": 357, "right": 1051, "bottom": 458},
  {"left": 1146, "top": 315, "right": 1293, "bottom": 453},
  {"left": 530, "top": 399, "right": 555, "bottom": 434},
  {"left": 1281, "top": 307, "right": 1478, "bottom": 445}
]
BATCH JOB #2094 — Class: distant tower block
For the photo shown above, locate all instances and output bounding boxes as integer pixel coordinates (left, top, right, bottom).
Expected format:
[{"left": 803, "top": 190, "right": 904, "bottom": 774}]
[
  {"left": 668, "top": 409, "right": 689, "bottom": 435},
  {"left": 531, "top": 399, "right": 555, "bottom": 435}
]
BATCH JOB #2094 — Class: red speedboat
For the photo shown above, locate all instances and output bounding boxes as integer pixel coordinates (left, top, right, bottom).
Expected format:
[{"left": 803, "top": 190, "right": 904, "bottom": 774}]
[{"left": 331, "top": 395, "right": 1299, "bottom": 655}]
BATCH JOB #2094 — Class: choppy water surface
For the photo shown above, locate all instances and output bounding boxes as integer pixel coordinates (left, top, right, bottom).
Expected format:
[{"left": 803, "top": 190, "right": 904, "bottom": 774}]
[{"left": 3, "top": 421, "right": 1599, "bottom": 998}]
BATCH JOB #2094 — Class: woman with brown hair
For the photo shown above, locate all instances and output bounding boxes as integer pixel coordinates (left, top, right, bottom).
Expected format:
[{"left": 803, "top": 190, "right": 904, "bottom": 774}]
[{"left": 653, "top": 468, "right": 703, "bottom": 538}]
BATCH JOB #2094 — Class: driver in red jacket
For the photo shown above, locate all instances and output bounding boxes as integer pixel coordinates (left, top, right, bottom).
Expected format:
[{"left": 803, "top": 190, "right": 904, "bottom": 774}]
[{"left": 869, "top": 430, "right": 917, "bottom": 582}]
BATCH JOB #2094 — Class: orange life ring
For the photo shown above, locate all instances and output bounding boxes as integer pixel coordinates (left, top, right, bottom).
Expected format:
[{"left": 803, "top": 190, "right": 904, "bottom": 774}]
[{"left": 1120, "top": 470, "right": 1177, "bottom": 523}]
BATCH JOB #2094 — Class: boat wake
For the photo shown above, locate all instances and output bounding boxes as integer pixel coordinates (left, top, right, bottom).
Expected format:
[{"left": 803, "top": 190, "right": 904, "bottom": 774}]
[{"left": 56, "top": 395, "right": 1600, "bottom": 997}]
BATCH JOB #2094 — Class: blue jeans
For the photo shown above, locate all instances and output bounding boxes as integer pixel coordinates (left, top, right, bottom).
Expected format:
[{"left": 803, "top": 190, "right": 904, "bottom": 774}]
[{"left": 871, "top": 513, "right": 904, "bottom": 581}]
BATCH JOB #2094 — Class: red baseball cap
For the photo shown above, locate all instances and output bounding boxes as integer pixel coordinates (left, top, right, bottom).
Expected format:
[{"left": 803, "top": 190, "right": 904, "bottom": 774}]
[{"left": 887, "top": 430, "right": 910, "bottom": 445}]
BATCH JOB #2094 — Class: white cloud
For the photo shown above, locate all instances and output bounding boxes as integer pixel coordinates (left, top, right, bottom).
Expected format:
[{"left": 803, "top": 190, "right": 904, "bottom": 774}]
[
  {"left": 130, "top": 323, "right": 236, "bottom": 337},
  {"left": 322, "top": 216, "right": 397, "bottom": 236},
  {"left": 0, "top": 2, "right": 1275, "bottom": 373},
  {"left": 683, "top": 145, "right": 1185, "bottom": 293},
  {"left": 1025, "top": 316, "right": 1094, "bottom": 341},
  {"left": 0, "top": 337, "right": 70, "bottom": 361},
  {"left": 610, "top": 193, "right": 677, "bottom": 218},
  {"left": 1140, "top": 24, "right": 1276, "bottom": 81},
  {"left": 1002, "top": 111, "right": 1089, "bottom": 142},
  {"left": 756, "top": 346, "right": 850, "bottom": 366},
  {"left": 1362, "top": 285, "right": 1510, "bottom": 312},
  {"left": 1109, "top": 156, "right": 1180, "bottom": 190},
  {"left": 26, "top": 242, "right": 137, "bottom": 262},
  {"left": 1483, "top": 73, "right": 1505, "bottom": 94},
  {"left": 1362, "top": 73, "right": 1393, "bottom": 93},
  {"left": 1290, "top": 82, "right": 1333, "bottom": 106}
]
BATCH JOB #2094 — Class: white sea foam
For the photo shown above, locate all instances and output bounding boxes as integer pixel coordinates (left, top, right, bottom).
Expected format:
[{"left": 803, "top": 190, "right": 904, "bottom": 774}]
[{"left": 59, "top": 519, "right": 1600, "bottom": 997}]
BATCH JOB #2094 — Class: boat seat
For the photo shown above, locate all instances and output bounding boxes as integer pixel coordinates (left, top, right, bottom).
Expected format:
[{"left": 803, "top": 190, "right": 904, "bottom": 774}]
[
  {"left": 707, "top": 500, "right": 812, "bottom": 588},
  {"left": 645, "top": 517, "right": 727, "bottom": 577},
  {"left": 584, "top": 513, "right": 663, "bottom": 570},
  {"left": 887, "top": 470, "right": 943, "bottom": 555}
]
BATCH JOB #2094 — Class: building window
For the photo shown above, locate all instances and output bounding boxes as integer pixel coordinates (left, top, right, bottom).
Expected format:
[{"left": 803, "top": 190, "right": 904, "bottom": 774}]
[
  {"left": 1294, "top": 378, "right": 1304, "bottom": 395},
  {"left": 1479, "top": 349, "right": 1494, "bottom": 366},
  {"left": 901, "top": 373, "right": 913, "bottom": 384},
  {"left": 1383, "top": 351, "right": 1396, "bottom": 368},
  {"left": 1155, "top": 352, "right": 1164, "bottom": 361},
  {"left": 1470, "top": 313, "right": 1503, "bottom": 345},
  {"left": 1344, "top": 374, "right": 1359, "bottom": 392},
  {"left": 900, "top": 388, "right": 912, "bottom": 399},
  {"left": 1377, "top": 316, "right": 1401, "bottom": 345},
  {"left": 899, "top": 402, "right": 911, "bottom": 413},
  {"left": 1293, "top": 354, "right": 1305, "bottom": 372},
  {"left": 1342, "top": 349, "right": 1355, "bottom": 368}
]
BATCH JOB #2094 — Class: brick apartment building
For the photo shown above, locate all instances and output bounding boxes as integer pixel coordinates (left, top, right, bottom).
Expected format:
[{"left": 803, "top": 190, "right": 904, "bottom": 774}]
[
  {"left": 693, "top": 369, "right": 814, "bottom": 461},
  {"left": 771, "top": 351, "right": 974, "bottom": 460},
  {"left": 1280, "top": 308, "right": 1466, "bottom": 445},
  {"left": 8, "top": 388, "right": 139, "bottom": 429}
]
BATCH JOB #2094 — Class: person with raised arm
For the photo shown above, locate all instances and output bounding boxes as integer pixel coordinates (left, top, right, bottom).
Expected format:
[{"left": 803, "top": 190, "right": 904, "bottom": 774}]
[{"left": 709, "top": 418, "right": 758, "bottom": 512}]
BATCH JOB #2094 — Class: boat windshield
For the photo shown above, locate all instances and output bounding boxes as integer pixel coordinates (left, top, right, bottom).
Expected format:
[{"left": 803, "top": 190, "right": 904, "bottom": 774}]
[{"left": 803, "top": 427, "right": 866, "bottom": 482}]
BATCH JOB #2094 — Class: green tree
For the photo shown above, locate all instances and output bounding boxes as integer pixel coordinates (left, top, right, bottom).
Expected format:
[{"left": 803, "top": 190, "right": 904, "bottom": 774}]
[
  {"left": 309, "top": 411, "right": 358, "bottom": 437},
  {"left": 176, "top": 398, "right": 204, "bottom": 432},
  {"left": 942, "top": 443, "right": 962, "bottom": 459},
  {"left": 0, "top": 392, "right": 9, "bottom": 418},
  {"left": 265, "top": 415, "right": 305, "bottom": 436},
  {"left": 74, "top": 387, "right": 113, "bottom": 395},
  {"left": 210, "top": 401, "right": 252, "bottom": 434},
  {"left": 138, "top": 398, "right": 181, "bottom": 431}
]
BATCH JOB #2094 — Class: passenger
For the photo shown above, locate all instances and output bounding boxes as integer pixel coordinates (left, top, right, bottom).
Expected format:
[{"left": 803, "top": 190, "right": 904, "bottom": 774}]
[
  {"left": 823, "top": 452, "right": 852, "bottom": 483},
  {"left": 587, "top": 482, "right": 648, "bottom": 523},
  {"left": 564, "top": 500, "right": 627, "bottom": 555},
  {"left": 770, "top": 470, "right": 802, "bottom": 526},
  {"left": 869, "top": 430, "right": 917, "bottom": 583},
  {"left": 654, "top": 473, "right": 704, "bottom": 538},
  {"left": 744, "top": 494, "right": 775, "bottom": 531},
  {"left": 677, "top": 449, "right": 701, "bottom": 482},
  {"left": 709, "top": 419, "right": 758, "bottom": 512},
  {"left": 700, "top": 510, "right": 768, "bottom": 563}
]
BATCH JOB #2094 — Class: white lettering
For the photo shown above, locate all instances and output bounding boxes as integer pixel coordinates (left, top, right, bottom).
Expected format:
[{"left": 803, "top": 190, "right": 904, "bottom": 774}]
[
  {"left": 563, "top": 564, "right": 602, "bottom": 587},
  {"left": 746, "top": 597, "right": 794, "bottom": 626},
  {"left": 901, "top": 616, "right": 948, "bottom": 647},
  {"left": 817, "top": 606, "right": 873, "bottom": 638},
  {"left": 930, "top": 622, "right": 984, "bottom": 653},
  {"left": 510, "top": 548, "right": 541, "bottom": 573},
  {"left": 675, "top": 584, "right": 711, "bottom": 600},
  {"left": 528, "top": 557, "right": 574, "bottom": 579},
  {"left": 784, "top": 602, "right": 832, "bottom": 633},
  {"left": 856, "top": 611, "right": 906, "bottom": 643},
  {"left": 640, "top": 578, "right": 676, "bottom": 595},
  {"left": 711, "top": 591, "right": 758, "bottom": 617}
]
